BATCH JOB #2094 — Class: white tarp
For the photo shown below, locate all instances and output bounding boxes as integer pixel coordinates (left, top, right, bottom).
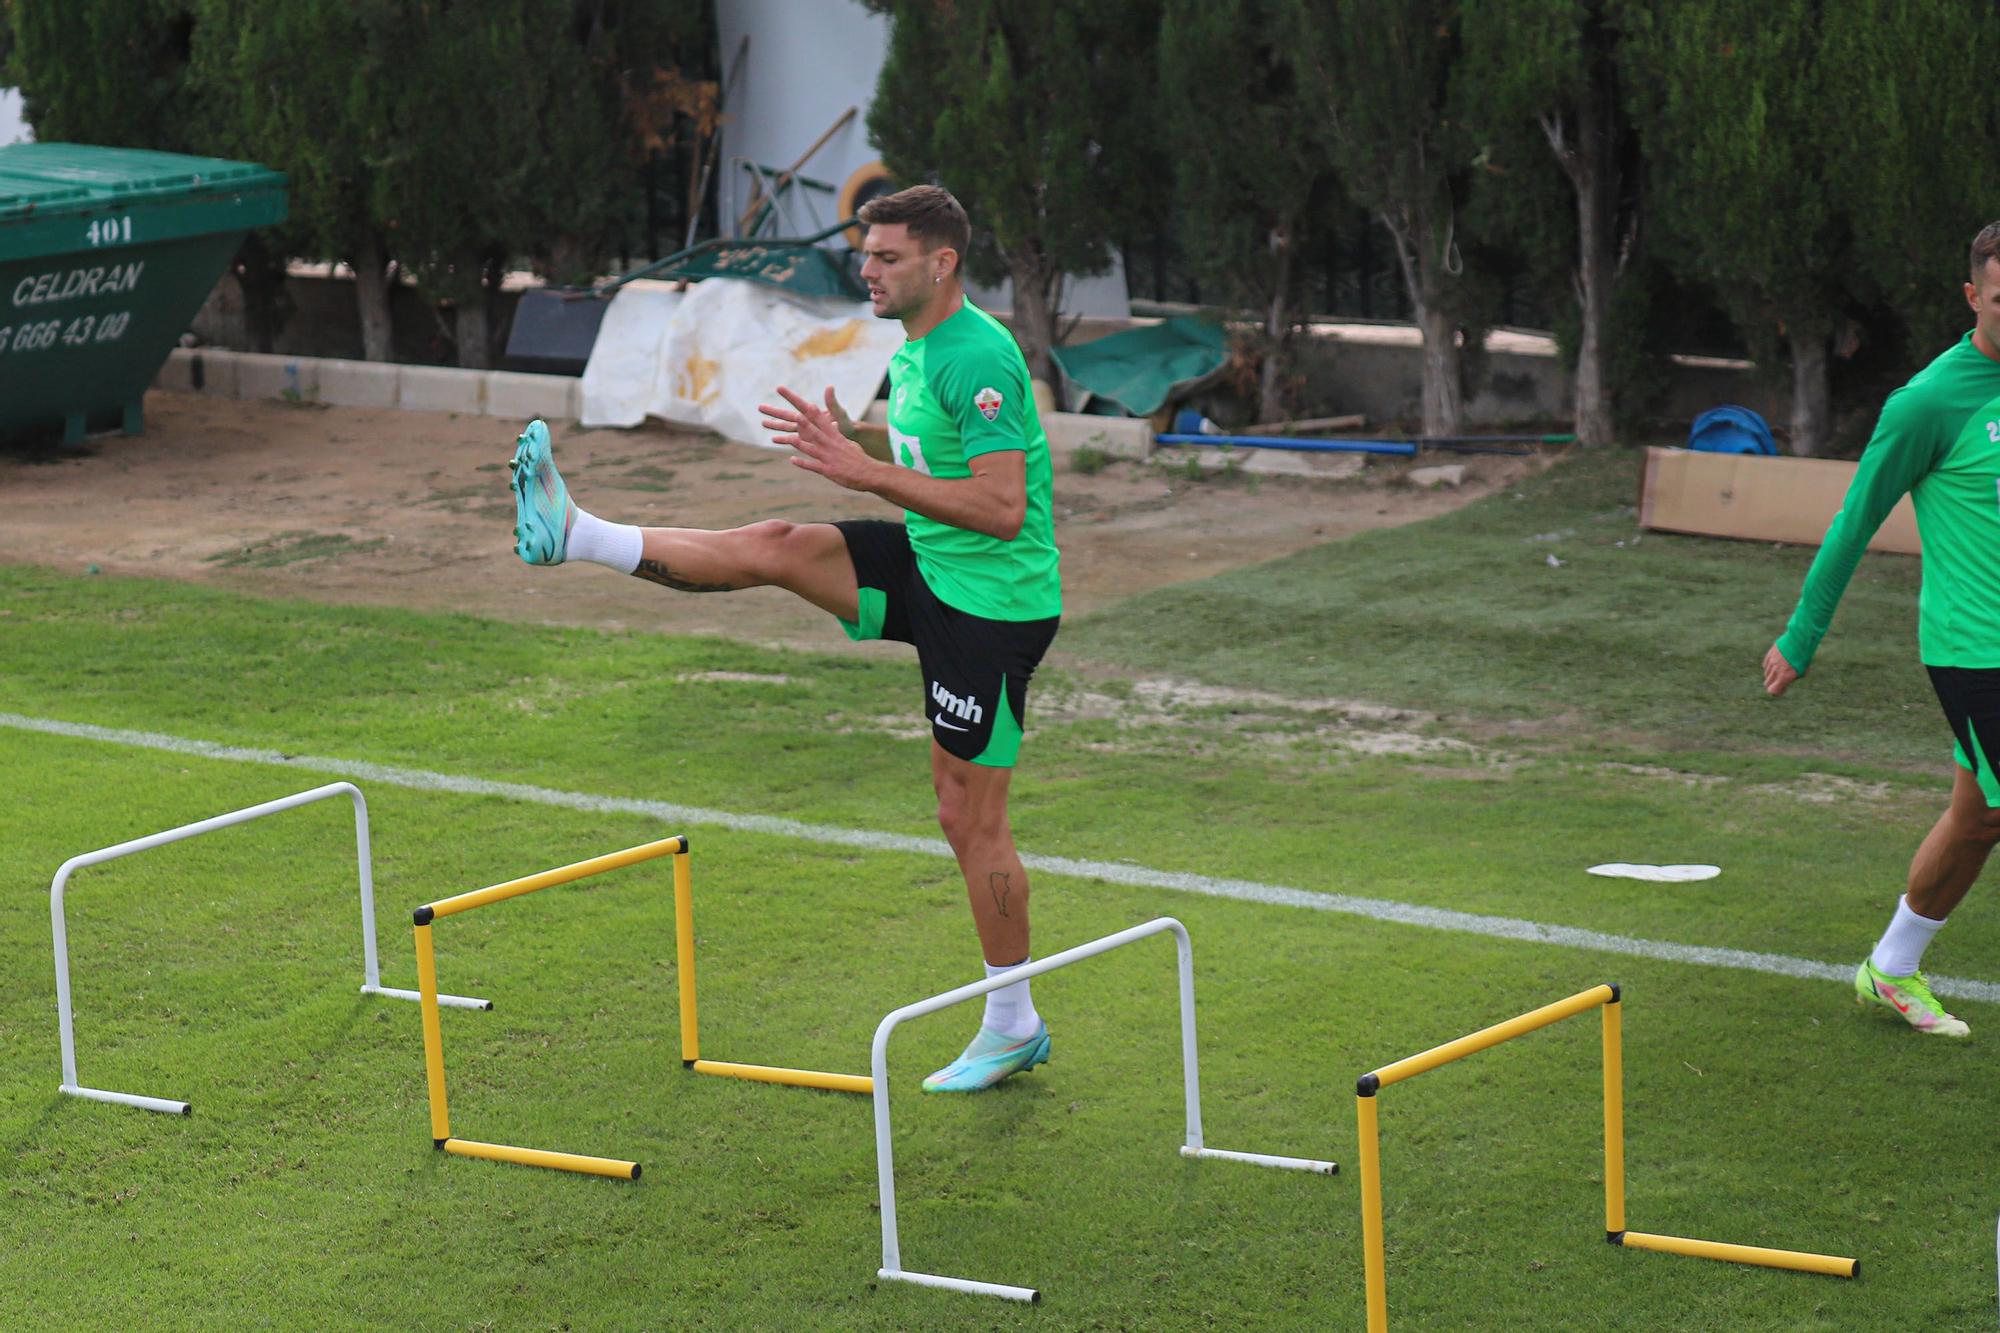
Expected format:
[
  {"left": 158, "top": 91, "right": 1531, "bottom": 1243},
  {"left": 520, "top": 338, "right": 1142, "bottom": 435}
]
[{"left": 579, "top": 277, "right": 902, "bottom": 446}]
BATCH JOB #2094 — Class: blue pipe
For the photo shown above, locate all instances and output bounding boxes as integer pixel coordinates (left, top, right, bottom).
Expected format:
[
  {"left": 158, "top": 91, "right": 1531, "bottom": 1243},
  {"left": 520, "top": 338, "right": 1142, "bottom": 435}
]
[{"left": 1155, "top": 433, "right": 1418, "bottom": 457}]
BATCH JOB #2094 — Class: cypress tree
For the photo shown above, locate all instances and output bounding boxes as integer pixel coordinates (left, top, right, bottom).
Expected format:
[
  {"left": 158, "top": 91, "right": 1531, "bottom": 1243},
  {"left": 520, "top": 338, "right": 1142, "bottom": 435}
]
[
  {"left": 867, "top": 0, "right": 1161, "bottom": 387},
  {"left": 1460, "top": 0, "right": 1639, "bottom": 446},
  {"left": 1159, "top": 0, "right": 1335, "bottom": 423},
  {"left": 1285, "top": 0, "right": 1483, "bottom": 436},
  {"left": 6, "top": 0, "right": 204, "bottom": 151},
  {"left": 1817, "top": 0, "right": 1992, "bottom": 363},
  {"left": 195, "top": 0, "right": 404, "bottom": 361},
  {"left": 1617, "top": 0, "right": 1860, "bottom": 453}
]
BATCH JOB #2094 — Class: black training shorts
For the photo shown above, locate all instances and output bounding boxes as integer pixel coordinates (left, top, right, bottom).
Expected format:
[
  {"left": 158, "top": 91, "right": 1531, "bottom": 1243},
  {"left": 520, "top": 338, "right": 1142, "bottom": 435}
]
[
  {"left": 833, "top": 519, "right": 1059, "bottom": 767},
  {"left": 1928, "top": 665, "right": 2000, "bottom": 806}
]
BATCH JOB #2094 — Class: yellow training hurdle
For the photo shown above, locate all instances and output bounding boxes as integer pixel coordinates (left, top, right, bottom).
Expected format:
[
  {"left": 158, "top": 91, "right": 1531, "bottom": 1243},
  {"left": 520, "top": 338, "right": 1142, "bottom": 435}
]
[
  {"left": 413, "top": 835, "right": 869, "bottom": 1180},
  {"left": 672, "top": 837, "right": 872, "bottom": 1097},
  {"left": 1355, "top": 983, "right": 1855, "bottom": 1331}
]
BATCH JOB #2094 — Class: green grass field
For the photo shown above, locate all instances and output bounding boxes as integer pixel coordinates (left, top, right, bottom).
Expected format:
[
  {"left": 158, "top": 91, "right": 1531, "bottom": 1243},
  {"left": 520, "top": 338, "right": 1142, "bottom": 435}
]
[{"left": 1, "top": 448, "right": 1994, "bottom": 1329}]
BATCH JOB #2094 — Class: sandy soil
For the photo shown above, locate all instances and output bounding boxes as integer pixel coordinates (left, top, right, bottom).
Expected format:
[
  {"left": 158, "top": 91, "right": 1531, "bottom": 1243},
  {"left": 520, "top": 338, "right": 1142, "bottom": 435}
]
[{"left": 0, "top": 391, "right": 1541, "bottom": 658}]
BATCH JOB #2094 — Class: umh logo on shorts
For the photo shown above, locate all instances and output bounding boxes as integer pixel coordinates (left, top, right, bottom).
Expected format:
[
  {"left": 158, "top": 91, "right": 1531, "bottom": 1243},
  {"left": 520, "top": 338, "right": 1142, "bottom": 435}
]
[{"left": 931, "top": 680, "right": 984, "bottom": 725}]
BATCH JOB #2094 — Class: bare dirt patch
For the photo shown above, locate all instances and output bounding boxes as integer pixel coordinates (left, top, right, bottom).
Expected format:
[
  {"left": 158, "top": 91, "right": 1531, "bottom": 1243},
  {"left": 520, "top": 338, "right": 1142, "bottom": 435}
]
[{"left": 0, "top": 390, "right": 1539, "bottom": 659}]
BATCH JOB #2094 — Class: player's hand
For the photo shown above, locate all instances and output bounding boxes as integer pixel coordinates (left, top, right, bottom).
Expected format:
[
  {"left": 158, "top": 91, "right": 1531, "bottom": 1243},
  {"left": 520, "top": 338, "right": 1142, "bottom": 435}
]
[
  {"left": 758, "top": 385, "right": 878, "bottom": 492},
  {"left": 1762, "top": 643, "right": 1800, "bottom": 697},
  {"left": 824, "top": 389, "right": 856, "bottom": 437}
]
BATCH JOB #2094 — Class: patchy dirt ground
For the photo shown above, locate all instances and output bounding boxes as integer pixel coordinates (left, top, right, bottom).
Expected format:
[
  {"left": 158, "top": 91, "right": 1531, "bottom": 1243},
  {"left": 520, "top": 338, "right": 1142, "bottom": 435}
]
[{"left": 0, "top": 391, "right": 1543, "bottom": 658}]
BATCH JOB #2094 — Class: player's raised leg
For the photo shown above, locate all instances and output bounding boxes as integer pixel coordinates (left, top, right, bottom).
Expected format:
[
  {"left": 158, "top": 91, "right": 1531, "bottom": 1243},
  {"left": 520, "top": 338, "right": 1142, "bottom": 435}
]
[
  {"left": 922, "top": 746, "right": 1051, "bottom": 1093},
  {"left": 507, "top": 419, "right": 860, "bottom": 620}
]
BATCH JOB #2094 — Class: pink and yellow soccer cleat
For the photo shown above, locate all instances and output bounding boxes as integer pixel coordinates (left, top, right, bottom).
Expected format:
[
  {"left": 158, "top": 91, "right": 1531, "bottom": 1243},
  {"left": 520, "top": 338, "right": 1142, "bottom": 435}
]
[{"left": 1855, "top": 959, "right": 1969, "bottom": 1037}]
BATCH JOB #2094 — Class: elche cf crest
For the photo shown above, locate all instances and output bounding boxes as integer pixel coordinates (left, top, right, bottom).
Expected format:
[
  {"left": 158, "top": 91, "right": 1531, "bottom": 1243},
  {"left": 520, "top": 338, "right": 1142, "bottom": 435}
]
[{"left": 974, "top": 387, "right": 1003, "bottom": 422}]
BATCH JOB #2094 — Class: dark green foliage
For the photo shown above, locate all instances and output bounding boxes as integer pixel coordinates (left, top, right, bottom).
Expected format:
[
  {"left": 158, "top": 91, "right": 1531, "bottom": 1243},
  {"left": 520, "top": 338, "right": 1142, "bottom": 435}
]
[
  {"left": 867, "top": 0, "right": 1162, "bottom": 382},
  {"left": 1460, "top": 0, "right": 1642, "bottom": 444},
  {"left": 1159, "top": 0, "right": 1335, "bottom": 421},
  {"left": 1817, "top": 0, "right": 1992, "bottom": 361},
  {"left": 8, "top": 0, "right": 709, "bottom": 363},
  {"left": 1614, "top": 0, "right": 1879, "bottom": 452},
  {"left": 6, "top": 0, "right": 204, "bottom": 151},
  {"left": 507, "top": 0, "right": 714, "bottom": 286},
  {"left": 192, "top": 0, "right": 396, "bottom": 268},
  {"left": 188, "top": 0, "right": 405, "bottom": 357},
  {"left": 1617, "top": 3, "right": 1845, "bottom": 349},
  {"left": 1284, "top": 0, "right": 1484, "bottom": 434}
]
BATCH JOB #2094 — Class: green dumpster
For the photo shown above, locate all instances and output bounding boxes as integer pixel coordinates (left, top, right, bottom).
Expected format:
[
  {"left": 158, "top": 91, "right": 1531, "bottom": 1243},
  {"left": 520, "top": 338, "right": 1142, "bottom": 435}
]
[{"left": 0, "top": 143, "right": 287, "bottom": 446}]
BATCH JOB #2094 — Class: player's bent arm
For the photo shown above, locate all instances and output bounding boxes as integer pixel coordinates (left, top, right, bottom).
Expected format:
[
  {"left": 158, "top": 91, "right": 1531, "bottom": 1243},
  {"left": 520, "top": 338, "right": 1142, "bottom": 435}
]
[
  {"left": 864, "top": 449, "right": 1027, "bottom": 540},
  {"left": 1773, "top": 393, "right": 1940, "bottom": 672}
]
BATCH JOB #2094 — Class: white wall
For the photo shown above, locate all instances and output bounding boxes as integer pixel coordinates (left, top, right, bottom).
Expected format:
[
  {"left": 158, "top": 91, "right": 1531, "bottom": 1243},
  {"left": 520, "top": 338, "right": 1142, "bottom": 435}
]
[
  {"left": 714, "top": 0, "right": 889, "bottom": 243},
  {"left": 712, "top": 0, "right": 1128, "bottom": 319},
  {"left": 0, "top": 89, "right": 32, "bottom": 145}
]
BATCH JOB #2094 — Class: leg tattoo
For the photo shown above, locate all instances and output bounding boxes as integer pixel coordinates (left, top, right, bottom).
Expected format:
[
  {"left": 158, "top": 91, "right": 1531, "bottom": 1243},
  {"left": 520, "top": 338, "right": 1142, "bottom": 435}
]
[
  {"left": 988, "top": 870, "right": 1012, "bottom": 918},
  {"left": 633, "top": 558, "right": 738, "bottom": 593}
]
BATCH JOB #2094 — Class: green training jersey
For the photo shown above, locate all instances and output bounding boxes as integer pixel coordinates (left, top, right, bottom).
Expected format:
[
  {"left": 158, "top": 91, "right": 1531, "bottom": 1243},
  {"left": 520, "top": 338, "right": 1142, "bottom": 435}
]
[
  {"left": 1778, "top": 333, "right": 2000, "bottom": 671},
  {"left": 884, "top": 300, "right": 1062, "bottom": 621}
]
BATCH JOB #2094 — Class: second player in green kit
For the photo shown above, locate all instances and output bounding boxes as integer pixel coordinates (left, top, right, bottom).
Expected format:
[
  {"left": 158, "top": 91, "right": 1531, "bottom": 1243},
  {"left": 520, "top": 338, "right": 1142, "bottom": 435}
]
[{"left": 1766, "top": 221, "right": 2000, "bottom": 1038}]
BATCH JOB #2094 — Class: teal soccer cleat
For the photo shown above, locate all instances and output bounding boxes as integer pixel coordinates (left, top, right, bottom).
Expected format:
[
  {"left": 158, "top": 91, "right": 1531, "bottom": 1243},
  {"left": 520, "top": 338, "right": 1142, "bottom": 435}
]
[
  {"left": 509, "top": 419, "right": 572, "bottom": 564},
  {"left": 921, "top": 1022, "right": 1051, "bottom": 1093}
]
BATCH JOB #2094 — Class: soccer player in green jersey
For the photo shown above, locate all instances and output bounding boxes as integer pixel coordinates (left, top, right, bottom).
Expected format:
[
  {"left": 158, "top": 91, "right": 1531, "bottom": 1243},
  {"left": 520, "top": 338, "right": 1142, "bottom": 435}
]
[
  {"left": 508, "top": 185, "right": 1063, "bottom": 1090},
  {"left": 1764, "top": 222, "right": 2000, "bottom": 1038}
]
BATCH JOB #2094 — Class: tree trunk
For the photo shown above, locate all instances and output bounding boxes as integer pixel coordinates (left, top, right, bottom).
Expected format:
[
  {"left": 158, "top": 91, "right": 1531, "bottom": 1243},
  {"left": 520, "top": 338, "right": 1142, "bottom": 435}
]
[
  {"left": 352, "top": 233, "right": 395, "bottom": 363},
  {"left": 1384, "top": 211, "right": 1464, "bottom": 437},
  {"left": 454, "top": 270, "right": 493, "bottom": 370},
  {"left": 1258, "top": 226, "right": 1295, "bottom": 423},
  {"left": 1004, "top": 246, "right": 1062, "bottom": 388},
  {"left": 1568, "top": 49, "right": 1618, "bottom": 448},
  {"left": 1414, "top": 296, "right": 1464, "bottom": 437},
  {"left": 233, "top": 233, "right": 294, "bottom": 355},
  {"left": 454, "top": 301, "right": 490, "bottom": 370},
  {"left": 1571, "top": 242, "right": 1614, "bottom": 446},
  {"left": 1788, "top": 330, "right": 1831, "bottom": 456}
]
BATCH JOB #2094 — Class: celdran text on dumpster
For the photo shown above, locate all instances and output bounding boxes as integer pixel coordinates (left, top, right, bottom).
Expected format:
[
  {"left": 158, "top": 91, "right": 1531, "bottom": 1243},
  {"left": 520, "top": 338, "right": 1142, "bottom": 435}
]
[
  {"left": 12, "top": 261, "right": 146, "bottom": 308},
  {"left": 2, "top": 260, "right": 145, "bottom": 356}
]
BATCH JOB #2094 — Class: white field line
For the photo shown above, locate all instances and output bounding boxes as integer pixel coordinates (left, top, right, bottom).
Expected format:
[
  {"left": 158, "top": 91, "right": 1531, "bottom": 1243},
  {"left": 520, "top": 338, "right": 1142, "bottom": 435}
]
[{"left": 8, "top": 709, "right": 1999, "bottom": 1007}]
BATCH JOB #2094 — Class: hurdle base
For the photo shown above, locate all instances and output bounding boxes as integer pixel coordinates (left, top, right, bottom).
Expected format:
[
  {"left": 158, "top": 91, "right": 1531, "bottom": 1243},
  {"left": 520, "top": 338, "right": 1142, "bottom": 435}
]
[
  {"left": 361, "top": 984, "right": 492, "bottom": 1011},
  {"left": 878, "top": 1268, "right": 1039, "bottom": 1303},
  {"left": 690, "top": 1058, "right": 872, "bottom": 1095},
  {"left": 1181, "top": 1144, "right": 1337, "bottom": 1174},
  {"left": 61, "top": 1084, "right": 189, "bottom": 1115},
  {"left": 440, "top": 1137, "right": 639, "bottom": 1180},
  {"left": 1618, "top": 1229, "right": 1857, "bottom": 1278}
]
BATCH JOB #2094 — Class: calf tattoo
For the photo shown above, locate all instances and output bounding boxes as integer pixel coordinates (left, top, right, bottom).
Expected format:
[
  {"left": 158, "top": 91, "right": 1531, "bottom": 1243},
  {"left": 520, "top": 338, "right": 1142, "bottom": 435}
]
[
  {"left": 988, "top": 870, "right": 1012, "bottom": 918},
  {"left": 633, "top": 558, "right": 736, "bottom": 593}
]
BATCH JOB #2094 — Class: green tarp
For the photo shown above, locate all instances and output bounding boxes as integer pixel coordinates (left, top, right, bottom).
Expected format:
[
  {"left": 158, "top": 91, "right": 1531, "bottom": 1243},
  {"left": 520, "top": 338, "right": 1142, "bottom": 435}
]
[
  {"left": 647, "top": 239, "right": 865, "bottom": 301},
  {"left": 1050, "top": 315, "right": 1228, "bottom": 416},
  {"left": 598, "top": 219, "right": 867, "bottom": 303}
]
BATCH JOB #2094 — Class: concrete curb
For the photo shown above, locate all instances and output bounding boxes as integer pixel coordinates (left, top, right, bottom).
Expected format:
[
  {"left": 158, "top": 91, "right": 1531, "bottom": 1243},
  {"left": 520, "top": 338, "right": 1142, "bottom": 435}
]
[
  {"left": 155, "top": 348, "right": 582, "bottom": 421},
  {"left": 156, "top": 348, "right": 1156, "bottom": 458}
]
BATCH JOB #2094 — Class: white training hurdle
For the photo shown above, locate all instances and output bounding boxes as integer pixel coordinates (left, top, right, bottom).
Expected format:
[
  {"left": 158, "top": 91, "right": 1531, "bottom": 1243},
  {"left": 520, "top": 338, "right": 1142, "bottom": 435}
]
[
  {"left": 50, "top": 781, "right": 489, "bottom": 1115},
  {"left": 869, "top": 916, "right": 1337, "bottom": 1303}
]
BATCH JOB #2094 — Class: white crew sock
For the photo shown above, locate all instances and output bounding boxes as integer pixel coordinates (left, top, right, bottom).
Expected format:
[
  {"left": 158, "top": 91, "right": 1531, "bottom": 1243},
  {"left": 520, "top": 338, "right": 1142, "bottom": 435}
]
[
  {"left": 1870, "top": 895, "right": 1947, "bottom": 976},
  {"left": 981, "top": 958, "right": 1041, "bottom": 1039},
  {"left": 565, "top": 507, "right": 642, "bottom": 573}
]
